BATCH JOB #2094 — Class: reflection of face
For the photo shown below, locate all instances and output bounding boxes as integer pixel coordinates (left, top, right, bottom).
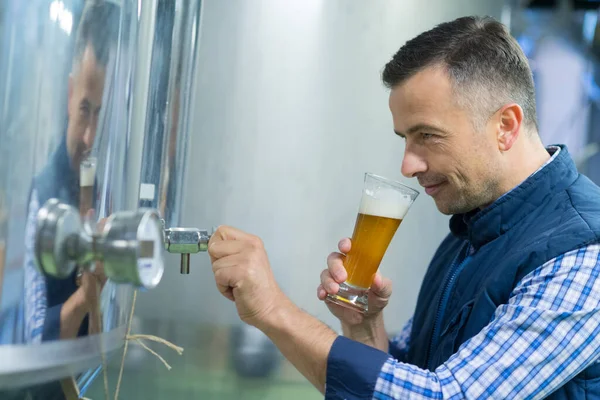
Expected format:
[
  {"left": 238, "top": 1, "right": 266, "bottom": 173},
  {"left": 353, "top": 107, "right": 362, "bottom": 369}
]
[
  {"left": 390, "top": 66, "right": 502, "bottom": 215},
  {"left": 67, "top": 46, "right": 106, "bottom": 173}
]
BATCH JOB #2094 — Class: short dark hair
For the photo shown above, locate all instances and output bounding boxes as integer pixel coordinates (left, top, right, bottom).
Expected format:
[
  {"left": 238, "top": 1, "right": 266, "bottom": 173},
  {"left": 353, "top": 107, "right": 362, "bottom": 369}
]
[
  {"left": 382, "top": 16, "right": 538, "bottom": 132},
  {"left": 72, "top": 0, "right": 120, "bottom": 72}
]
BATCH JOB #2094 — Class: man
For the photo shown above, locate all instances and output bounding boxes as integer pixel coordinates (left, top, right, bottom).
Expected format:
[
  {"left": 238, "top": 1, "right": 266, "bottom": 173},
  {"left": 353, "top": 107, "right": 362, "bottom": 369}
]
[
  {"left": 207, "top": 16, "right": 600, "bottom": 399},
  {"left": 24, "top": 0, "right": 118, "bottom": 343}
]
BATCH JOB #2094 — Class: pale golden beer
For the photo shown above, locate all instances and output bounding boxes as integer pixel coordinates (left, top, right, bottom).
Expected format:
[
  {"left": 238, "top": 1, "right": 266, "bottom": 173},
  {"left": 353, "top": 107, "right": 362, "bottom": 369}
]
[
  {"left": 78, "top": 156, "right": 96, "bottom": 288},
  {"left": 80, "top": 186, "right": 94, "bottom": 217},
  {"left": 326, "top": 173, "right": 418, "bottom": 313},
  {"left": 79, "top": 156, "right": 96, "bottom": 218},
  {"left": 345, "top": 213, "right": 402, "bottom": 289}
]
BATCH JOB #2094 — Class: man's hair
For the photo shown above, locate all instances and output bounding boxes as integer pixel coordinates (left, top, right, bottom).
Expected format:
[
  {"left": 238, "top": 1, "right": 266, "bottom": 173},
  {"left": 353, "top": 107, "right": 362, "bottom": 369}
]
[
  {"left": 72, "top": 0, "right": 120, "bottom": 72},
  {"left": 382, "top": 16, "right": 538, "bottom": 132}
]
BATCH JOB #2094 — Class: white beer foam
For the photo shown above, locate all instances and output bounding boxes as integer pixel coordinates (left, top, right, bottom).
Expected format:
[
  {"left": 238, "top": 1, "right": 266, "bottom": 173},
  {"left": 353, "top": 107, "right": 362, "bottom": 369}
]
[
  {"left": 359, "top": 190, "right": 413, "bottom": 219},
  {"left": 80, "top": 163, "right": 96, "bottom": 187}
]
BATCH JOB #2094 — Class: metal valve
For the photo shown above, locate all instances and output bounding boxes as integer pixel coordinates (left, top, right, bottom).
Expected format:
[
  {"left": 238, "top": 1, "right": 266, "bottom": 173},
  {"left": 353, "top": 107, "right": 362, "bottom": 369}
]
[
  {"left": 163, "top": 226, "right": 215, "bottom": 274},
  {"left": 34, "top": 199, "right": 165, "bottom": 289}
]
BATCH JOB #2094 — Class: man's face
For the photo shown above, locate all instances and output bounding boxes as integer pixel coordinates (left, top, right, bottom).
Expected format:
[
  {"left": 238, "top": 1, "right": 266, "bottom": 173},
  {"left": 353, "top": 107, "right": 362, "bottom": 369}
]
[
  {"left": 389, "top": 66, "right": 502, "bottom": 215},
  {"left": 66, "top": 46, "right": 106, "bottom": 173}
]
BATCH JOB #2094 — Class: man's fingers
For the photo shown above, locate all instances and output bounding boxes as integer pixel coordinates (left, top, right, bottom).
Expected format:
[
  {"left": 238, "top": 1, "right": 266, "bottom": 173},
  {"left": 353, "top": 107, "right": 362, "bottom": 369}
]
[
  {"left": 208, "top": 239, "right": 247, "bottom": 260},
  {"left": 85, "top": 209, "right": 95, "bottom": 220},
  {"left": 97, "top": 217, "right": 107, "bottom": 232},
  {"left": 317, "top": 240, "right": 350, "bottom": 303},
  {"left": 317, "top": 284, "right": 327, "bottom": 300},
  {"left": 370, "top": 273, "right": 393, "bottom": 299},
  {"left": 326, "top": 252, "right": 348, "bottom": 283},
  {"left": 213, "top": 262, "right": 239, "bottom": 300},
  {"left": 220, "top": 287, "right": 235, "bottom": 302},
  {"left": 211, "top": 253, "right": 245, "bottom": 272},
  {"left": 209, "top": 225, "right": 256, "bottom": 244},
  {"left": 338, "top": 238, "right": 351, "bottom": 254},
  {"left": 208, "top": 226, "right": 264, "bottom": 263},
  {"left": 320, "top": 269, "right": 339, "bottom": 294}
]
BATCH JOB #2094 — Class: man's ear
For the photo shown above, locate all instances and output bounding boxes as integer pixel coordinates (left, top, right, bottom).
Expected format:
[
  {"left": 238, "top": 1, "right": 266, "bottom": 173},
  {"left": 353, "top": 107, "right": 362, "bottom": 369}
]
[{"left": 496, "top": 103, "right": 524, "bottom": 151}]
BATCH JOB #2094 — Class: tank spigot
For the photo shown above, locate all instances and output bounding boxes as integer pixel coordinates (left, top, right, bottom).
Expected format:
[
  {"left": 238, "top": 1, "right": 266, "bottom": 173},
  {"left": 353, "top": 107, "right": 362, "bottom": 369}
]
[{"left": 163, "top": 226, "right": 215, "bottom": 274}]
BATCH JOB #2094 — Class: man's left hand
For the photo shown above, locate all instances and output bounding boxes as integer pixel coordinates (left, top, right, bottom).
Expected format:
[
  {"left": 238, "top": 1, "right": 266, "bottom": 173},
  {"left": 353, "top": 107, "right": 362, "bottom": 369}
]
[{"left": 208, "top": 225, "right": 286, "bottom": 328}]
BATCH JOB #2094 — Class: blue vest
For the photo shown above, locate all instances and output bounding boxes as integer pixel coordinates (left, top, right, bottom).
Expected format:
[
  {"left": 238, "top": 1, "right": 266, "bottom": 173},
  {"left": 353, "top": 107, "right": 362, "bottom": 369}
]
[
  {"left": 32, "top": 136, "right": 89, "bottom": 340},
  {"left": 404, "top": 146, "right": 600, "bottom": 399}
]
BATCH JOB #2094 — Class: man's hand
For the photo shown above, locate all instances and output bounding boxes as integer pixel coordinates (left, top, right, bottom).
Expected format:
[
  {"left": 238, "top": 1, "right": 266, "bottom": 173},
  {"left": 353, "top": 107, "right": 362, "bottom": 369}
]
[
  {"left": 318, "top": 238, "right": 393, "bottom": 323},
  {"left": 60, "top": 260, "right": 107, "bottom": 339},
  {"left": 79, "top": 262, "right": 107, "bottom": 308},
  {"left": 208, "top": 225, "right": 287, "bottom": 329},
  {"left": 79, "top": 214, "right": 108, "bottom": 309},
  {"left": 208, "top": 225, "right": 337, "bottom": 394},
  {"left": 317, "top": 238, "right": 393, "bottom": 351}
]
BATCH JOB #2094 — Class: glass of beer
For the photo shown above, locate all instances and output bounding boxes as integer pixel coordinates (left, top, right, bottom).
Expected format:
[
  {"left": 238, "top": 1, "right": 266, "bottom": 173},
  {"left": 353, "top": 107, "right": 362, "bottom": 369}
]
[
  {"left": 79, "top": 154, "right": 96, "bottom": 219},
  {"left": 78, "top": 154, "right": 97, "bottom": 287},
  {"left": 326, "top": 173, "right": 418, "bottom": 313}
]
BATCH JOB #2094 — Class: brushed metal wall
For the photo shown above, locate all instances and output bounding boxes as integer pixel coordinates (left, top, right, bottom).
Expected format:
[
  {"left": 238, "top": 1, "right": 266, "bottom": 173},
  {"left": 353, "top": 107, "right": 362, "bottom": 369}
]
[{"left": 135, "top": 0, "right": 504, "bottom": 333}]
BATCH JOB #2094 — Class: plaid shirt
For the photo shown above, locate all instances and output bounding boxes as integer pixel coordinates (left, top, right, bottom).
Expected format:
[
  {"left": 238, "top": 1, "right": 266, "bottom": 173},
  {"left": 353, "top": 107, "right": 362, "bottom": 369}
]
[{"left": 373, "top": 243, "right": 600, "bottom": 399}]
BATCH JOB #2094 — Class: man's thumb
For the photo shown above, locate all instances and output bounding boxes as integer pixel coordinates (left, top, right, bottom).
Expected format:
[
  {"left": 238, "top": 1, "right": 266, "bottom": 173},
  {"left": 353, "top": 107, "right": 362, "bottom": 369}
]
[{"left": 370, "top": 274, "right": 392, "bottom": 299}]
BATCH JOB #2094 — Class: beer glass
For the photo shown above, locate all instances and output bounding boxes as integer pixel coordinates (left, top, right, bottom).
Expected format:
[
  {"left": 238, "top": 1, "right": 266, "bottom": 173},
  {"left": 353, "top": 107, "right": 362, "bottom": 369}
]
[
  {"left": 326, "top": 173, "right": 418, "bottom": 313},
  {"left": 80, "top": 155, "right": 97, "bottom": 219},
  {"left": 78, "top": 155, "right": 97, "bottom": 288}
]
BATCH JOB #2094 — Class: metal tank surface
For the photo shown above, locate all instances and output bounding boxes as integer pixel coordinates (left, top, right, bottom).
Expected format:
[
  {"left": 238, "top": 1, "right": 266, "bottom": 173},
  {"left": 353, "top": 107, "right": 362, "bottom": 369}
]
[
  {"left": 0, "top": 0, "right": 170, "bottom": 398},
  {"left": 93, "top": 1, "right": 504, "bottom": 398},
  {"left": 131, "top": 0, "right": 282, "bottom": 380},
  {"left": 0, "top": 0, "right": 511, "bottom": 398}
]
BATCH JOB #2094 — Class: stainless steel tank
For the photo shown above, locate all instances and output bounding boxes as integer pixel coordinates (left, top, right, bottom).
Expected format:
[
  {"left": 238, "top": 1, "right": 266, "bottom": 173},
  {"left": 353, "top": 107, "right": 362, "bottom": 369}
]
[
  {"left": 0, "top": 0, "right": 509, "bottom": 398},
  {"left": 0, "top": 0, "right": 175, "bottom": 397}
]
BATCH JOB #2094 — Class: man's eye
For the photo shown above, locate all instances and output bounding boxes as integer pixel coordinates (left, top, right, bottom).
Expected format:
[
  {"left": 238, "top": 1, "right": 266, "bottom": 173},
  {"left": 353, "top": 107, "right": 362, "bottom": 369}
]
[{"left": 422, "top": 133, "right": 434, "bottom": 140}]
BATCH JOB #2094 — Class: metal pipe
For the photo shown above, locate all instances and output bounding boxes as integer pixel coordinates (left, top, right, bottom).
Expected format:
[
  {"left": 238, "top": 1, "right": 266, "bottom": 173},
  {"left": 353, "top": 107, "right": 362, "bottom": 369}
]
[
  {"left": 164, "top": 226, "right": 213, "bottom": 274},
  {"left": 180, "top": 253, "right": 191, "bottom": 274},
  {"left": 138, "top": 0, "right": 202, "bottom": 228}
]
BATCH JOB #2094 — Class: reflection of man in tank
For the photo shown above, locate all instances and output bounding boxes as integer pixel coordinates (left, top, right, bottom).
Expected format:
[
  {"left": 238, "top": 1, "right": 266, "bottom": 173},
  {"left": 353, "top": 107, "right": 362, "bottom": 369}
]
[{"left": 23, "top": 0, "right": 118, "bottom": 343}]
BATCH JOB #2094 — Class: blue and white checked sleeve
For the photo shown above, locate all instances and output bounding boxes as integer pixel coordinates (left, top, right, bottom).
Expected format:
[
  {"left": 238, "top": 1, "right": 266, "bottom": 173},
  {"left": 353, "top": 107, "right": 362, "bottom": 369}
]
[
  {"left": 23, "top": 189, "right": 47, "bottom": 344},
  {"left": 372, "top": 243, "right": 600, "bottom": 399},
  {"left": 388, "top": 317, "right": 413, "bottom": 362},
  {"left": 325, "top": 244, "right": 600, "bottom": 399}
]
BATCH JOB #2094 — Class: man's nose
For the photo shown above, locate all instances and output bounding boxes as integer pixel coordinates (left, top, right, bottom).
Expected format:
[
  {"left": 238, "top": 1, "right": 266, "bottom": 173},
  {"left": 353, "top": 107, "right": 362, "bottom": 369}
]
[
  {"left": 401, "top": 147, "right": 428, "bottom": 178},
  {"left": 83, "top": 120, "right": 97, "bottom": 149}
]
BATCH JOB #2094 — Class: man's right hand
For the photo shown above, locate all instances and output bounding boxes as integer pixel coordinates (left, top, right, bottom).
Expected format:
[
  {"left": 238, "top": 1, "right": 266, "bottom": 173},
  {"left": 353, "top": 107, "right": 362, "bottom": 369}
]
[
  {"left": 79, "top": 262, "right": 107, "bottom": 307},
  {"left": 317, "top": 238, "right": 393, "bottom": 331}
]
